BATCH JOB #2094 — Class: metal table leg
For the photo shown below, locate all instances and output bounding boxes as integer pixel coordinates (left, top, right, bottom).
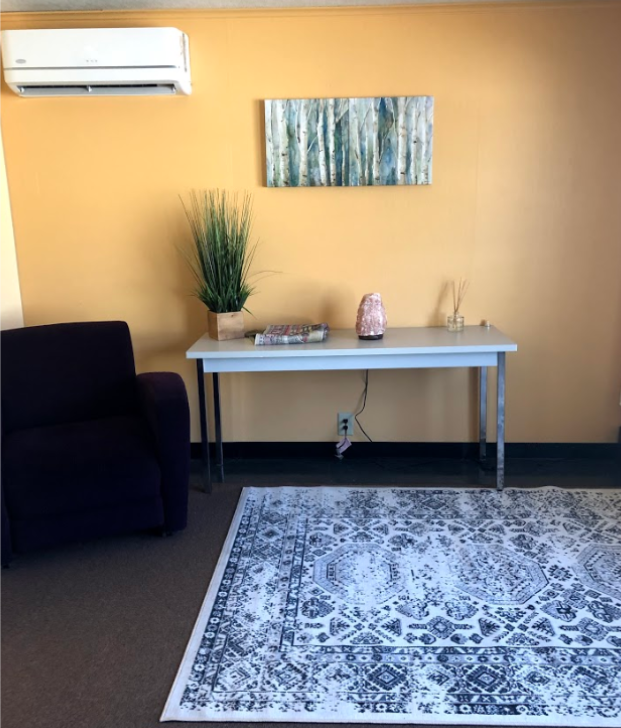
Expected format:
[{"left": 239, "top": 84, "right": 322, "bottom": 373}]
[
  {"left": 196, "top": 359, "right": 212, "bottom": 493},
  {"left": 479, "top": 366, "right": 488, "bottom": 464},
  {"left": 213, "top": 373, "right": 224, "bottom": 482},
  {"left": 496, "top": 353, "right": 506, "bottom": 491}
]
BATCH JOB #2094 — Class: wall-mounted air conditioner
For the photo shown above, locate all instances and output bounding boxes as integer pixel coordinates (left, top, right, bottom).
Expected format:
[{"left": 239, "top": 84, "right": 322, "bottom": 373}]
[{"left": 1, "top": 27, "right": 192, "bottom": 97}]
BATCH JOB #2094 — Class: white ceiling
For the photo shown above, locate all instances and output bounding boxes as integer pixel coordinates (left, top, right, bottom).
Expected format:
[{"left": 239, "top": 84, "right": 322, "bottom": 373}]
[{"left": 0, "top": 0, "right": 578, "bottom": 13}]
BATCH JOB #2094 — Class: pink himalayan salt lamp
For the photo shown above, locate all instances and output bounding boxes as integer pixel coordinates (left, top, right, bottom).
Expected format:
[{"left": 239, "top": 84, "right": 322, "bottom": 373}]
[{"left": 356, "top": 293, "right": 387, "bottom": 340}]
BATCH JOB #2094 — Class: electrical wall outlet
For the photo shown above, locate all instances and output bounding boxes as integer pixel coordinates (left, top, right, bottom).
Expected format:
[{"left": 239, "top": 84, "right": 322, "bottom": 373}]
[{"left": 338, "top": 412, "right": 354, "bottom": 436}]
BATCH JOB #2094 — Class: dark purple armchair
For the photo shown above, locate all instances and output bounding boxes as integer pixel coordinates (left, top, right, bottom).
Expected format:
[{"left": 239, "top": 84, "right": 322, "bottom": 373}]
[{"left": 1, "top": 321, "right": 190, "bottom": 565}]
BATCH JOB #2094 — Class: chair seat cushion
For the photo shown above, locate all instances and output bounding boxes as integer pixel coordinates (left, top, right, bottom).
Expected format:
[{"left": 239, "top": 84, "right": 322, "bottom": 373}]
[{"left": 2, "top": 416, "right": 161, "bottom": 520}]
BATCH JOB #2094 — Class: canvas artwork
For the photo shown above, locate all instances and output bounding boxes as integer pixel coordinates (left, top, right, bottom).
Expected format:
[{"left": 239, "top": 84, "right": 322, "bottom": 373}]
[{"left": 265, "top": 96, "right": 434, "bottom": 187}]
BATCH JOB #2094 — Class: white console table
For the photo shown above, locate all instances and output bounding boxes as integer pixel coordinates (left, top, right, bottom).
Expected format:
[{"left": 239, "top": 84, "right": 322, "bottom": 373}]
[{"left": 186, "top": 326, "right": 517, "bottom": 492}]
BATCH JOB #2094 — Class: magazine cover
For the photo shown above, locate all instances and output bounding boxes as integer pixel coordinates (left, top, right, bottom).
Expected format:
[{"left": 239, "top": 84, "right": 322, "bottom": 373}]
[{"left": 254, "top": 323, "right": 329, "bottom": 346}]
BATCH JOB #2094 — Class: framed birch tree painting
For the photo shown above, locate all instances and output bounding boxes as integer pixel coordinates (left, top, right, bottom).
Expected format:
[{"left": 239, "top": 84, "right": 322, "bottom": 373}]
[{"left": 264, "top": 96, "right": 433, "bottom": 187}]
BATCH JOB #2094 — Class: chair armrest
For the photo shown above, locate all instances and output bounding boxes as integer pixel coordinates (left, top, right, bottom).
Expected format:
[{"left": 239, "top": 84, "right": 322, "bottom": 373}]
[
  {"left": 0, "top": 402, "right": 11, "bottom": 566},
  {"left": 137, "top": 372, "right": 190, "bottom": 532}
]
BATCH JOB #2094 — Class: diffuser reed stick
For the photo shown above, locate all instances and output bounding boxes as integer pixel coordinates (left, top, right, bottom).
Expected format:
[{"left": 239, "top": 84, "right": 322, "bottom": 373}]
[{"left": 452, "top": 278, "right": 469, "bottom": 316}]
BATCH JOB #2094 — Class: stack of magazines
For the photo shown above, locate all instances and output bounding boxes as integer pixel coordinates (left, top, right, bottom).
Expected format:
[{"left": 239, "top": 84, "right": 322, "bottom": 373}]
[{"left": 252, "top": 323, "right": 330, "bottom": 346}]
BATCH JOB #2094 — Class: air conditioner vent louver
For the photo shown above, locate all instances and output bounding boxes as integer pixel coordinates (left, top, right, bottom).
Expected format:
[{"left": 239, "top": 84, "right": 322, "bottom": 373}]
[
  {"left": 1, "top": 28, "right": 192, "bottom": 97},
  {"left": 17, "top": 84, "right": 178, "bottom": 97}
]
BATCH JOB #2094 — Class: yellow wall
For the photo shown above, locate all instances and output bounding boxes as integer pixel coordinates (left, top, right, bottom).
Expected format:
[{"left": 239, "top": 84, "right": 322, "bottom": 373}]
[
  {"left": 2, "top": 2, "right": 620, "bottom": 443},
  {"left": 1, "top": 132, "right": 24, "bottom": 330}
]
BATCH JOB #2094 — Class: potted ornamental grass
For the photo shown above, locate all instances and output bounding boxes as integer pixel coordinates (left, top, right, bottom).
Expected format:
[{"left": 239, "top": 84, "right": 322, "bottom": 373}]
[{"left": 183, "top": 190, "right": 257, "bottom": 340}]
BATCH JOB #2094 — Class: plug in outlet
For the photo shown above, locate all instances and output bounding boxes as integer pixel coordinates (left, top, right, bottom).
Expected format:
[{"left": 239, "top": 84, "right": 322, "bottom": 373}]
[{"left": 338, "top": 412, "right": 354, "bottom": 436}]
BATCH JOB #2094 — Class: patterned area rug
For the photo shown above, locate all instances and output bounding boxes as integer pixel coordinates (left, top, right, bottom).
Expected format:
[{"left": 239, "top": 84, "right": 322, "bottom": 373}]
[{"left": 162, "top": 486, "right": 621, "bottom": 725}]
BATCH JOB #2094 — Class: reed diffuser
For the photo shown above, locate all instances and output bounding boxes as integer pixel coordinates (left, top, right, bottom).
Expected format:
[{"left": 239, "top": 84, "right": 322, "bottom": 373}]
[{"left": 447, "top": 278, "right": 469, "bottom": 332}]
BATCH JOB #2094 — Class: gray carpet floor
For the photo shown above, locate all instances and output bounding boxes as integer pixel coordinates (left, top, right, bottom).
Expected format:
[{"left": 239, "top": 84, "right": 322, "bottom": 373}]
[{"left": 2, "top": 457, "right": 618, "bottom": 728}]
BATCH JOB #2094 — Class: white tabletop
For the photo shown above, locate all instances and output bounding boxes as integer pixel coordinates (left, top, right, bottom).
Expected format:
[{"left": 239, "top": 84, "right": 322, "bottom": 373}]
[{"left": 186, "top": 326, "right": 517, "bottom": 360}]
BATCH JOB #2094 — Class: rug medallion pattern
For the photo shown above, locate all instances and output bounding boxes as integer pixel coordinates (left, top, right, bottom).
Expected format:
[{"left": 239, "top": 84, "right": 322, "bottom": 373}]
[{"left": 162, "top": 487, "right": 621, "bottom": 724}]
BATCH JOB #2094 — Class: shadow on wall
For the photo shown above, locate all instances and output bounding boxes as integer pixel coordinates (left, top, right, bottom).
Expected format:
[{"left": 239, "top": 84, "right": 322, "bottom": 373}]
[
  {"left": 321, "top": 287, "right": 358, "bottom": 328},
  {"left": 428, "top": 280, "right": 451, "bottom": 327},
  {"left": 257, "top": 99, "right": 267, "bottom": 188},
  {"left": 247, "top": 279, "right": 359, "bottom": 332},
  {"left": 131, "top": 201, "right": 205, "bottom": 373}
]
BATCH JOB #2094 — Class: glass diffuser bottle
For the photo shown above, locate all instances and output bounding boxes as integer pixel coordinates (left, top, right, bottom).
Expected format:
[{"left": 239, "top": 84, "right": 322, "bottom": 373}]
[{"left": 447, "top": 312, "right": 465, "bottom": 332}]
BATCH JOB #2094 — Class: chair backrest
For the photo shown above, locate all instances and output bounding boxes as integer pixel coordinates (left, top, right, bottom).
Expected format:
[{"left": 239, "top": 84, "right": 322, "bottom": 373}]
[{"left": 1, "top": 321, "right": 138, "bottom": 434}]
